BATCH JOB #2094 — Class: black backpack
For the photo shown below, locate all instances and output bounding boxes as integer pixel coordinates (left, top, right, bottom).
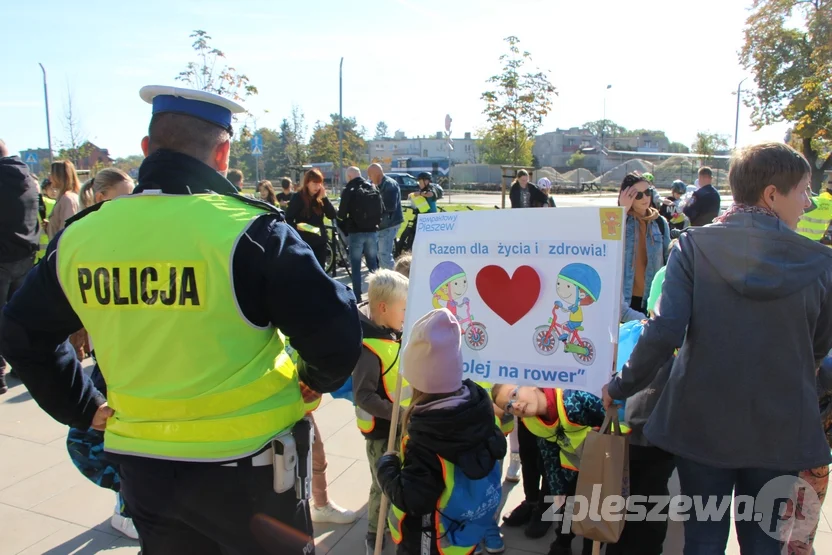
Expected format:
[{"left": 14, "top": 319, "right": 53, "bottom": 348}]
[{"left": 351, "top": 180, "right": 384, "bottom": 230}]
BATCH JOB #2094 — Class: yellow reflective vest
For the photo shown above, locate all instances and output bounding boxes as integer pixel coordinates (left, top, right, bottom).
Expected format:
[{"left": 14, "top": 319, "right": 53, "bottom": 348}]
[
  {"left": 356, "top": 338, "right": 410, "bottom": 436},
  {"left": 388, "top": 435, "right": 502, "bottom": 554},
  {"left": 409, "top": 192, "right": 430, "bottom": 213},
  {"left": 797, "top": 194, "right": 832, "bottom": 241},
  {"left": 35, "top": 196, "right": 56, "bottom": 262},
  {"left": 56, "top": 193, "right": 305, "bottom": 462},
  {"left": 523, "top": 389, "right": 629, "bottom": 471}
]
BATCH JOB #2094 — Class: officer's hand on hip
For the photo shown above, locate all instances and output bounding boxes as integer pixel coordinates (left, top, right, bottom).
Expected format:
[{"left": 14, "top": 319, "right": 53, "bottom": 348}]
[{"left": 91, "top": 403, "right": 115, "bottom": 431}]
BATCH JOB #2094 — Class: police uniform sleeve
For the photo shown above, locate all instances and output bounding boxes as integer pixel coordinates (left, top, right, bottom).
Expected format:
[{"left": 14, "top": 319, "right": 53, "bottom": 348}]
[
  {"left": 0, "top": 232, "right": 105, "bottom": 429},
  {"left": 235, "top": 215, "right": 362, "bottom": 393}
]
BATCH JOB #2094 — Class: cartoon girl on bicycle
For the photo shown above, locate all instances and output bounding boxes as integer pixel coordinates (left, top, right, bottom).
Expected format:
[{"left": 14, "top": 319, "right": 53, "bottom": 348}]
[{"left": 429, "top": 261, "right": 488, "bottom": 350}]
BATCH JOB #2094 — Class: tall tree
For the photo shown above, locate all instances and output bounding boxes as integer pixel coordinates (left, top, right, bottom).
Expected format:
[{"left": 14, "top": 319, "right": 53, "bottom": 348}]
[
  {"left": 308, "top": 114, "right": 366, "bottom": 167},
  {"left": 692, "top": 132, "right": 729, "bottom": 163},
  {"left": 477, "top": 124, "right": 533, "bottom": 166},
  {"left": 176, "top": 30, "right": 258, "bottom": 101},
  {"left": 374, "top": 121, "right": 390, "bottom": 140},
  {"left": 583, "top": 120, "right": 627, "bottom": 140},
  {"left": 59, "top": 87, "right": 92, "bottom": 167},
  {"left": 668, "top": 142, "right": 691, "bottom": 154},
  {"left": 481, "top": 36, "right": 556, "bottom": 168},
  {"left": 287, "top": 105, "right": 308, "bottom": 167},
  {"left": 740, "top": 0, "right": 832, "bottom": 192}
]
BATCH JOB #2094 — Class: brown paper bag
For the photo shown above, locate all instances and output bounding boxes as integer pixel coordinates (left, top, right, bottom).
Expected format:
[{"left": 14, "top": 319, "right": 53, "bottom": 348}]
[{"left": 569, "top": 407, "right": 630, "bottom": 543}]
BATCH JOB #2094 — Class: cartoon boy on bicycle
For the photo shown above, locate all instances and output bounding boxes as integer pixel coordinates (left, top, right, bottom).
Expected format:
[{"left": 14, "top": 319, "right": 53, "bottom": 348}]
[{"left": 553, "top": 263, "right": 602, "bottom": 342}]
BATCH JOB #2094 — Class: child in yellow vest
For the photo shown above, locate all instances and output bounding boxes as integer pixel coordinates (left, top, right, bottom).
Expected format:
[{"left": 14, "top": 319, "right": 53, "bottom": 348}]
[
  {"left": 352, "top": 269, "right": 409, "bottom": 554},
  {"left": 492, "top": 385, "right": 606, "bottom": 555},
  {"left": 377, "top": 308, "right": 506, "bottom": 555}
]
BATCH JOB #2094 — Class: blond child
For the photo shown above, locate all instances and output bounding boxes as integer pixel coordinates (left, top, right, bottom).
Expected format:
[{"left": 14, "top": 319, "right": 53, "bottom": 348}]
[{"left": 351, "top": 269, "right": 409, "bottom": 554}]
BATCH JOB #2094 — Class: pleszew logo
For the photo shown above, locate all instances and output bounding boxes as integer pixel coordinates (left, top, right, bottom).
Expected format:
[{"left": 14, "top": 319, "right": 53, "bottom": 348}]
[{"left": 417, "top": 214, "right": 458, "bottom": 233}]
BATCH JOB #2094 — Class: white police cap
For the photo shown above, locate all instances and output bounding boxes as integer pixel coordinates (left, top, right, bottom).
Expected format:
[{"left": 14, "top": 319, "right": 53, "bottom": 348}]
[{"left": 139, "top": 85, "right": 245, "bottom": 131}]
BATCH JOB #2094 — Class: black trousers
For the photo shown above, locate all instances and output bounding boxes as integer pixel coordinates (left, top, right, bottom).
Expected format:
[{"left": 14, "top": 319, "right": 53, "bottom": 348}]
[
  {"left": 310, "top": 243, "right": 328, "bottom": 270},
  {"left": 605, "top": 445, "right": 676, "bottom": 555},
  {"left": 120, "top": 457, "right": 315, "bottom": 555},
  {"left": 0, "top": 255, "right": 34, "bottom": 368},
  {"left": 517, "top": 419, "right": 544, "bottom": 503}
]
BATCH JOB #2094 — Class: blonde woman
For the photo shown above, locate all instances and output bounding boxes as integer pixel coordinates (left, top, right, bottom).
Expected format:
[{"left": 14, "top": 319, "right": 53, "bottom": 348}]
[
  {"left": 46, "top": 160, "right": 81, "bottom": 239},
  {"left": 79, "top": 168, "right": 135, "bottom": 209}
]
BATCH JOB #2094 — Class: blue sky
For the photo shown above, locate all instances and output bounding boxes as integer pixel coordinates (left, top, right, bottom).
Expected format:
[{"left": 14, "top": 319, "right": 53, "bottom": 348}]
[{"left": 1, "top": 0, "right": 790, "bottom": 158}]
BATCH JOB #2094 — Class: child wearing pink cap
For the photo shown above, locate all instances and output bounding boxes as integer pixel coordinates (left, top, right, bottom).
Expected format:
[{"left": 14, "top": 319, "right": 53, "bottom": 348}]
[{"left": 377, "top": 308, "right": 507, "bottom": 554}]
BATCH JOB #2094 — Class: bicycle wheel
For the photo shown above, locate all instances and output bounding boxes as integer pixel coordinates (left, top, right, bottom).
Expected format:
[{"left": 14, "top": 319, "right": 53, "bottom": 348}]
[
  {"left": 465, "top": 323, "right": 488, "bottom": 351},
  {"left": 572, "top": 338, "right": 596, "bottom": 366},
  {"left": 533, "top": 325, "right": 559, "bottom": 356},
  {"left": 338, "top": 236, "right": 352, "bottom": 278},
  {"left": 324, "top": 243, "right": 335, "bottom": 276}
]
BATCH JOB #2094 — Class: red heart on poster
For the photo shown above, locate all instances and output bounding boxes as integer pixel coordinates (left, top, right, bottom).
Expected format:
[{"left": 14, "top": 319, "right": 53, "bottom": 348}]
[{"left": 476, "top": 265, "right": 541, "bottom": 325}]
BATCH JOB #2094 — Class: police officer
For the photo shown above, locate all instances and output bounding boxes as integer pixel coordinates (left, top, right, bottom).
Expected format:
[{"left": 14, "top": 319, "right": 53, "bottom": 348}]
[{"left": 0, "top": 86, "right": 363, "bottom": 555}]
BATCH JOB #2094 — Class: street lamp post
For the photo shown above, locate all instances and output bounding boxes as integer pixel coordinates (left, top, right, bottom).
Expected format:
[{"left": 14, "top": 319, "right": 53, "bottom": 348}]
[
  {"left": 734, "top": 78, "right": 748, "bottom": 148},
  {"left": 338, "top": 57, "right": 344, "bottom": 189},
  {"left": 38, "top": 63, "right": 53, "bottom": 163},
  {"left": 602, "top": 84, "right": 612, "bottom": 148}
]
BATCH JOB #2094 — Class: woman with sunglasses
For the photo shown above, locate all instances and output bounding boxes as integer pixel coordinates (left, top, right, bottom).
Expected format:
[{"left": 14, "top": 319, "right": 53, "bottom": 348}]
[{"left": 618, "top": 173, "right": 670, "bottom": 313}]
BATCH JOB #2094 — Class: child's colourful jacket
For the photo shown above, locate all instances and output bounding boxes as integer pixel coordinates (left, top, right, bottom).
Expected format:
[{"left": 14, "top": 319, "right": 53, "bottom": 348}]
[
  {"left": 376, "top": 381, "right": 506, "bottom": 555},
  {"left": 525, "top": 388, "right": 607, "bottom": 496}
]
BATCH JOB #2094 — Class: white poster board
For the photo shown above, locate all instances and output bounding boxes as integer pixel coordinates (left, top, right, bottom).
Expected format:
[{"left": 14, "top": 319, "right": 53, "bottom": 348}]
[{"left": 402, "top": 207, "right": 625, "bottom": 397}]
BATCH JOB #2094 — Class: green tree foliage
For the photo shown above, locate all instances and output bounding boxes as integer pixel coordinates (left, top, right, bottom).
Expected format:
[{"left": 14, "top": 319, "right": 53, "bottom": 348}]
[
  {"left": 482, "top": 36, "right": 556, "bottom": 167},
  {"left": 308, "top": 114, "right": 367, "bottom": 167},
  {"left": 583, "top": 119, "right": 627, "bottom": 139},
  {"left": 113, "top": 155, "right": 144, "bottom": 176},
  {"left": 568, "top": 151, "right": 587, "bottom": 169},
  {"left": 668, "top": 142, "right": 691, "bottom": 154},
  {"left": 630, "top": 129, "right": 666, "bottom": 136},
  {"left": 176, "top": 30, "right": 258, "bottom": 101},
  {"left": 477, "top": 124, "right": 533, "bottom": 166},
  {"left": 740, "top": 0, "right": 832, "bottom": 191},
  {"left": 374, "top": 121, "right": 390, "bottom": 140},
  {"left": 692, "top": 132, "right": 730, "bottom": 163}
]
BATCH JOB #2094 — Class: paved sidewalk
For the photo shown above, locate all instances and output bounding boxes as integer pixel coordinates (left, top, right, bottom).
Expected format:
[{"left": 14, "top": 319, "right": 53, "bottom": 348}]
[{"left": 2, "top": 368, "right": 831, "bottom": 554}]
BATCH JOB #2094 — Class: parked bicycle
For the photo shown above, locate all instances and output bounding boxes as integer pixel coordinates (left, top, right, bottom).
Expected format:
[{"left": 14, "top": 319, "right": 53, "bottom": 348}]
[
  {"left": 532, "top": 306, "right": 596, "bottom": 365},
  {"left": 323, "top": 223, "right": 351, "bottom": 279}
]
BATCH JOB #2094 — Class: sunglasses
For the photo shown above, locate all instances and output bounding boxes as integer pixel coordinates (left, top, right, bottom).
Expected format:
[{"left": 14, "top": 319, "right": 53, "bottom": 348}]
[{"left": 635, "top": 187, "right": 655, "bottom": 200}]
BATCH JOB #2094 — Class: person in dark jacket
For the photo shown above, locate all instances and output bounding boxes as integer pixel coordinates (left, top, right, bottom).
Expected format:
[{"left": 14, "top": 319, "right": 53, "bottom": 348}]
[
  {"left": 0, "top": 139, "right": 40, "bottom": 394},
  {"left": 377, "top": 309, "right": 506, "bottom": 555},
  {"left": 368, "top": 163, "right": 403, "bottom": 271},
  {"left": 682, "top": 166, "right": 721, "bottom": 226},
  {"left": 509, "top": 169, "right": 547, "bottom": 209},
  {"left": 604, "top": 142, "right": 832, "bottom": 554},
  {"left": 0, "top": 86, "right": 363, "bottom": 555},
  {"left": 337, "top": 166, "right": 380, "bottom": 298},
  {"left": 285, "top": 168, "right": 337, "bottom": 267}
]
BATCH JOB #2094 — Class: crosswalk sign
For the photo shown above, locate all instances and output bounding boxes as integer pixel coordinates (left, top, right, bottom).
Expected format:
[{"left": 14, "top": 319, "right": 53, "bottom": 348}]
[
  {"left": 251, "top": 135, "right": 263, "bottom": 157},
  {"left": 25, "top": 153, "right": 38, "bottom": 165}
]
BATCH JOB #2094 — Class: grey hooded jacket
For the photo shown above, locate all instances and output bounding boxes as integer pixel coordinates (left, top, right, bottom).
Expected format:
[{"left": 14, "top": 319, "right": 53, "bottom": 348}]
[{"left": 608, "top": 212, "right": 832, "bottom": 470}]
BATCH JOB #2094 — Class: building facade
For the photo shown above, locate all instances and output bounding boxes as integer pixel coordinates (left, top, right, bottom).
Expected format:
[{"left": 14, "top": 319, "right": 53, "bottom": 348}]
[{"left": 367, "top": 131, "right": 478, "bottom": 166}]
